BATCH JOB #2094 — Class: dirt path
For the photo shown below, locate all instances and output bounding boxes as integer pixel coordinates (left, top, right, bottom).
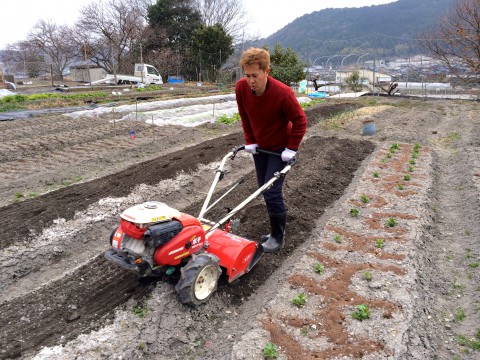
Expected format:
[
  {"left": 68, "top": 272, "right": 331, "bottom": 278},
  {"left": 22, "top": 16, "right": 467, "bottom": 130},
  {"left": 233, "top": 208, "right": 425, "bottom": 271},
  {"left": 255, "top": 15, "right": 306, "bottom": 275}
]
[{"left": 0, "top": 96, "right": 479, "bottom": 360}]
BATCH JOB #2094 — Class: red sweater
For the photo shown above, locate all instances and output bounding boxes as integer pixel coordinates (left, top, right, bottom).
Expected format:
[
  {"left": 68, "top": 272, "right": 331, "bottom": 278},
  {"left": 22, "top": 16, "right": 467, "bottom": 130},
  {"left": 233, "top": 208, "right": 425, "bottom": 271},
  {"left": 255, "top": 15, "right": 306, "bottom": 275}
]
[{"left": 235, "top": 76, "right": 307, "bottom": 151}]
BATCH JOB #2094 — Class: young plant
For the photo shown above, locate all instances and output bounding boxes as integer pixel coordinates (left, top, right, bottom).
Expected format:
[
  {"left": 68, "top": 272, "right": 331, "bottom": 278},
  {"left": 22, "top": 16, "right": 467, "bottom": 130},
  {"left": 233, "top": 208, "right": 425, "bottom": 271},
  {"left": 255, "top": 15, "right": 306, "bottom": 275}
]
[
  {"left": 408, "top": 166, "right": 414, "bottom": 172},
  {"left": 385, "top": 217, "right": 397, "bottom": 227},
  {"left": 375, "top": 238, "right": 385, "bottom": 249},
  {"left": 386, "top": 153, "right": 392, "bottom": 159},
  {"left": 352, "top": 304, "right": 370, "bottom": 321},
  {"left": 132, "top": 305, "right": 148, "bottom": 318},
  {"left": 263, "top": 342, "right": 278, "bottom": 359},
  {"left": 359, "top": 194, "right": 370, "bottom": 203},
  {"left": 373, "top": 170, "right": 379, "bottom": 178},
  {"left": 333, "top": 234, "right": 342, "bottom": 243},
  {"left": 390, "top": 143, "right": 400, "bottom": 151},
  {"left": 455, "top": 308, "right": 466, "bottom": 322},
  {"left": 456, "top": 335, "right": 480, "bottom": 351},
  {"left": 350, "top": 207, "right": 360, "bottom": 217},
  {"left": 300, "top": 325, "right": 309, "bottom": 336},
  {"left": 314, "top": 262, "right": 325, "bottom": 274},
  {"left": 397, "top": 184, "right": 404, "bottom": 190},
  {"left": 403, "top": 174, "right": 411, "bottom": 181},
  {"left": 291, "top": 292, "right": 307, "bottom": 308},
  {"left": 363, "top": 271, "right": 373, "bottom": 281},
  {"left": 14, "top": 192, "right": 24, "bottom": 200},
  {"left": 409, "top": 159, "right": 416, "bottom": 165}
]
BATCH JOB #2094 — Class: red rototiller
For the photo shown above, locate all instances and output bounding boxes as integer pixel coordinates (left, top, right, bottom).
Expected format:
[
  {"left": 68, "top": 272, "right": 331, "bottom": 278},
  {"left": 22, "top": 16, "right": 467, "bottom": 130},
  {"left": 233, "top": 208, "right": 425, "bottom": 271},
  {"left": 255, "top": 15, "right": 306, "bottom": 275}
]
[{"left": 105, "top": 146, "right": 295, "bottom": 306}]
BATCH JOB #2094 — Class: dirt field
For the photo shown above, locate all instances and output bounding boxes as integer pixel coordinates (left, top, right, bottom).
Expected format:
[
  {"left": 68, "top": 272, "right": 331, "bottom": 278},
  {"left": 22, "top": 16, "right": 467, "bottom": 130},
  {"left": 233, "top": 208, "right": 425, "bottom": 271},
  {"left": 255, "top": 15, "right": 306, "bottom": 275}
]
[{"left": 0, "top": 93, "right": 479, "bottom": 360}]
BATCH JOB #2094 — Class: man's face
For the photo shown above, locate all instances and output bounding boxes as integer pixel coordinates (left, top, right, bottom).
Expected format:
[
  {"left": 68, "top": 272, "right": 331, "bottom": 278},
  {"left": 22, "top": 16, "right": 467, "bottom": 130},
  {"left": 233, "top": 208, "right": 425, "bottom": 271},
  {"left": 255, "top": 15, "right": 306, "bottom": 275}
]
[{"left": 243, "top": 63, "right": 270, "bottom": 95}]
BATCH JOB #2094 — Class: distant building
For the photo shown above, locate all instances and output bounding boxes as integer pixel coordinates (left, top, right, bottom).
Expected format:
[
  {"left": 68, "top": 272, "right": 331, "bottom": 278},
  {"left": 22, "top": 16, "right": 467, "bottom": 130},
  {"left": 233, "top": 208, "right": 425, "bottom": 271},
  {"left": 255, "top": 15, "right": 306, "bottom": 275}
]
[
  {"left": 335, "top": 68, "right": 392, "bottom": 85},
  {"left": 70, "top": 64, "right": 106, "bottom": 83}
]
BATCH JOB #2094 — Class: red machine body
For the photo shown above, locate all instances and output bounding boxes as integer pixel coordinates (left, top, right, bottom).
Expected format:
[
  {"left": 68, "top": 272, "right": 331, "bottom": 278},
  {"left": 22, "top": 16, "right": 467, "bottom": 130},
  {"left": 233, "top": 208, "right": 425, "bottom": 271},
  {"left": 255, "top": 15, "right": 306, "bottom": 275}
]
[{"left": 104, "top": 146, "right": 294, "bottom": 306}]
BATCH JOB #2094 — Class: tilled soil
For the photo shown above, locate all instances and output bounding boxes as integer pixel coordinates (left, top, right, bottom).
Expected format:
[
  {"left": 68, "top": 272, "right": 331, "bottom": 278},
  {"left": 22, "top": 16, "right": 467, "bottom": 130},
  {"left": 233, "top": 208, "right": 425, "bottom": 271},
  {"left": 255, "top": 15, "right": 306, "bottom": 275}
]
[{"left": 0, "top": 95, "right": 479, "bottom": 360}]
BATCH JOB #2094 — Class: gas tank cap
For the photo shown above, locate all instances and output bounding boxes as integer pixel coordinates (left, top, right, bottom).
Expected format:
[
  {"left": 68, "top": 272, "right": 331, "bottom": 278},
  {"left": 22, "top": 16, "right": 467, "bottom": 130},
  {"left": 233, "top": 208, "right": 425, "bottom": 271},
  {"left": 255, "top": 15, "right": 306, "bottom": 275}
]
[{"left": 144, "top": 202, "right": 159, "bottom": 209}]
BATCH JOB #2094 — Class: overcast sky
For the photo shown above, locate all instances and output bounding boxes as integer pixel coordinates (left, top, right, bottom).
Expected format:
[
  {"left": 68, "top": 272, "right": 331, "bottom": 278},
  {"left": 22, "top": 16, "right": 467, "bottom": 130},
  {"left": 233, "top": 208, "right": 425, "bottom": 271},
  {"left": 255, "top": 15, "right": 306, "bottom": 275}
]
[{"left": 0, "top": 0, "right": 396, "bottom": 49}]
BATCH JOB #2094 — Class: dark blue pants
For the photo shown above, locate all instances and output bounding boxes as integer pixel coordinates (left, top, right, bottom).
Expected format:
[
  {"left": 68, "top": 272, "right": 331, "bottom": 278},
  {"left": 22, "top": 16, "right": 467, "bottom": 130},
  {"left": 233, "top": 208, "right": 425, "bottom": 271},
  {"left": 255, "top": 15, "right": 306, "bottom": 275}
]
[{"left": 253, "top": 152, "right": 286, "bottom": 214}]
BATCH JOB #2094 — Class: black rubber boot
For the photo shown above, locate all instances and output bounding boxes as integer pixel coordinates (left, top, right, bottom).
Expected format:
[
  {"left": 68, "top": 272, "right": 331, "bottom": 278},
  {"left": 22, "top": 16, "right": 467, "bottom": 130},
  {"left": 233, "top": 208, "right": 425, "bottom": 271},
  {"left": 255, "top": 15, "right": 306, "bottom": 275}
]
[{"left": 262, "top": 212, "right": 286, "bottom": 253}]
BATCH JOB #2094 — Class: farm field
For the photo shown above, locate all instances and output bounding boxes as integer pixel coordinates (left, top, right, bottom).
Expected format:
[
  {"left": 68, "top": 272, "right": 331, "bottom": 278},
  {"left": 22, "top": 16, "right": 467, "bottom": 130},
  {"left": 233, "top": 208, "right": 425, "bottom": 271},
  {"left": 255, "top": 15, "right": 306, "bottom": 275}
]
[{"left": 0, "top": 94, "right": 479, "bottom": 360}]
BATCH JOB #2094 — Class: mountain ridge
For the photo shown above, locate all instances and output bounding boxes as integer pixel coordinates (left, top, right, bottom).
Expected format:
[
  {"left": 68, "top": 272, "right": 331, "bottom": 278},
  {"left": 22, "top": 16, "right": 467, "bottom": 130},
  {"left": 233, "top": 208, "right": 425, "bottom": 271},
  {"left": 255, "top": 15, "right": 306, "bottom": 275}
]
[{"left": 250, "top": 0, "right": 455, "bottom": 62}]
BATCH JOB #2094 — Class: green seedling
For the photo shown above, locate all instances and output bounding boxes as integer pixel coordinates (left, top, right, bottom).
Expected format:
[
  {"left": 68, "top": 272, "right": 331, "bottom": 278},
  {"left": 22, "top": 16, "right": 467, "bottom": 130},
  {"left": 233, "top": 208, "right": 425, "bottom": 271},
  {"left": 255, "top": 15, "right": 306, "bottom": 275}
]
[
  {"left": 413, "top": 143, "right": 421, "bottom": 151},
  {"left": 263, "top": 342, "right": 278, "bottom": 359},
  {"left": 350, "top": 207, "right": 360, "bottom": 217},
  {"left": 352, "top": 304, "right": 370, "bottom": 321},
  {"left": 373, "top": 171, "right": 379, "bottom": 178},
  {"left": 385, "top": 217, "right": 397, "bottom": 227},
  {"left": 292, "top": 292, "right": 307, "bottom": 308},
  {"left": 409, "top": 159, "right": 416, "bottom": 165},
  {"left": 456, "top": 335, "right": 480, "bottom": 351},
  {"left": 28, "top": 192, "right": 39, "bottom": 198},
  {"left": 397, "top": 184, "right": 404, "bottom": 190},
  {"left": 403, "top": 174, "right": 411, "bottom": 181},
  {"left": 408, "top": 166, "right": 414, "bottom": 172},
  {"left": 300, "top": 325, "right": 309, "bottom": 336},
  {"left": 389, "top": 143, "right": 400, "bottom": 153},
  {"left": 411, "top": 152, "right": 418, "bottom": 159},
  {"left": 386, "top": 153, "right": 392, "bottom": 159},
  {"left": 375, "top": 238, "right": 385, "bottom": 249},
  {"left": 314, "top": 262, "right": 325, "bottom": 274},
  {"left": 363, "top": 271, "right": 373, "bottom": 281},
  {"left": 468, "top": 262, "right": 480, "bottom": 269},
  {"left": 455, "top": 308, "right": 466, "bottom": 322},
  {"left": 14, "top": 192, "right": 24, "bottom": 200},
  {"left": 359, "top": 195, "right": 370, "bottom": 203},
  {"left": 217, "top": 112, "right": 240, "bottom": 125},
  {"left": 333, "top": 234, "right": 342, "bottom": 243},
  {"left": 132, "top": 305, "right": 148, "bottom": 318}
]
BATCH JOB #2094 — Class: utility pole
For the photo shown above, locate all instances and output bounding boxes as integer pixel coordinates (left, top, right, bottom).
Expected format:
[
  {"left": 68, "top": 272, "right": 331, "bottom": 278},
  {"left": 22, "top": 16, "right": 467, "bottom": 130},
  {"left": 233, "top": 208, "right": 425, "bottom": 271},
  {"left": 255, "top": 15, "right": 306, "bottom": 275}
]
[
  {"left": 140, "top": 43, "right": 144, "bottom": 83},
  {"left": 84, "top": 42, "right": 92, "bottom": 87}
]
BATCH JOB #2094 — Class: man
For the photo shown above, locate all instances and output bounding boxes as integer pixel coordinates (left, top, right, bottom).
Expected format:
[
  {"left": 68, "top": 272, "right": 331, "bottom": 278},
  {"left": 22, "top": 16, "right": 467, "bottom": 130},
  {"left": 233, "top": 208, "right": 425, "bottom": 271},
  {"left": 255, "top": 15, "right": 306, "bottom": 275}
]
[{"left": 235, "top": 47, "right": 307, "bottom": 253}]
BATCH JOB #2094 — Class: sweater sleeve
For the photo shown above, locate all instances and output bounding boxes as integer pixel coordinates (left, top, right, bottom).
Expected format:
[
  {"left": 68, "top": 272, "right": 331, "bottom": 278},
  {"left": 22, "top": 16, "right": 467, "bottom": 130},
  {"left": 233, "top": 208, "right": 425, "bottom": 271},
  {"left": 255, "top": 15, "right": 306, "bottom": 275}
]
[
  {"left": 283, "top": 91, "right": 307, "bottom": 150},
  {"left": 235, "top": 83, "right": 256, "bottom": 145}
]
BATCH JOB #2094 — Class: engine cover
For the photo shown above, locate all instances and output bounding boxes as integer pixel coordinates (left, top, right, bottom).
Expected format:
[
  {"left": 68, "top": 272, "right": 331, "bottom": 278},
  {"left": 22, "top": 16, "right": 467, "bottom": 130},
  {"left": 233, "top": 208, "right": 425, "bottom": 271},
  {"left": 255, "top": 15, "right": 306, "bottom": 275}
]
[
  {"left": 120, "top": 201, "right": 181, "bottom": 225},
  {"left": 144, "top": 220, "right": 183, "bottom": 248}
]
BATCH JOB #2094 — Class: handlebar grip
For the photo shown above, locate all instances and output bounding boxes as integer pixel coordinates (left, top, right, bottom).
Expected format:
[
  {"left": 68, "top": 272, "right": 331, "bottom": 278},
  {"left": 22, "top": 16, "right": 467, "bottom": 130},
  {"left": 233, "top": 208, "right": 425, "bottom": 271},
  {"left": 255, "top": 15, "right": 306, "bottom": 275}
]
[{"left": 256, "top": 148, "right": 281, "bottom": 157}]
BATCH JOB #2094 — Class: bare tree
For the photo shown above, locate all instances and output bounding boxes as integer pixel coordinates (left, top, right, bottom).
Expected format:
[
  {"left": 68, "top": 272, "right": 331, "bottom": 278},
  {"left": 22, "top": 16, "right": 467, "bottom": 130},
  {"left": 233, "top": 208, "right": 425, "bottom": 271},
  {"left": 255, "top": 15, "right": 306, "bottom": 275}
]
[
  {"left": 3, "top": 41, "right": 47, "bottom": 79},
  {"left": 419, "top": 0, "right": 480, "bottom": 83},
  {"left": 26, "top": 20, "right": 78, "bottom": 80},
  {"left": 193, "top": 0, "right": 249, "bottom": 40},
  {"left": 75, "top": 0, "right": 146, "bottom": 73}
]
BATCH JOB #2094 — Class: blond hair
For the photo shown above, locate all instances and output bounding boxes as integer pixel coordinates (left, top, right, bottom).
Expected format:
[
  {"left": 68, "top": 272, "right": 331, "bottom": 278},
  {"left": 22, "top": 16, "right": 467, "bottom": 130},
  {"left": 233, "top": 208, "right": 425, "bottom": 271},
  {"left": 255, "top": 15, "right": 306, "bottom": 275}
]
[{"left": 239, "top": 48, "right": 270, "bottom": 71}]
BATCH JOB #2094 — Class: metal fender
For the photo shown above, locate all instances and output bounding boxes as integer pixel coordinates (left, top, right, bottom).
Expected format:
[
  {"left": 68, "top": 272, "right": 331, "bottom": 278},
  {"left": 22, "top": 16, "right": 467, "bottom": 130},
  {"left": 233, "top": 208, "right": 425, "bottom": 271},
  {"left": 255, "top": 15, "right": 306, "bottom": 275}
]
[{"left": 206, "top": 229, "right": 263, "bottom": 282}]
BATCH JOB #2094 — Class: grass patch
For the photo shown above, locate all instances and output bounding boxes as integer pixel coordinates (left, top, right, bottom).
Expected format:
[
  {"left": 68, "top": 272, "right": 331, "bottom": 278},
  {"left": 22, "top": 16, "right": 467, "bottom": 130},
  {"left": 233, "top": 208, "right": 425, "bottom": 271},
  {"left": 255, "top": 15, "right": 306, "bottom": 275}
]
[
  {"left": 455, "top": 308, "right": 466, "bottom": 322},
  {"left": 456, "top": 334, "right": 480, "bottom": 351}
]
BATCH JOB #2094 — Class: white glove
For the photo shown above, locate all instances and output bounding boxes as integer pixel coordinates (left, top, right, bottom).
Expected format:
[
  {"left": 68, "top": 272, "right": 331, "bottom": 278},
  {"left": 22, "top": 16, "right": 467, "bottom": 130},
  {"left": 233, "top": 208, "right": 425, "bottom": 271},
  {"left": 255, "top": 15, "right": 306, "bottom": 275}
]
[
  {"left": 281, "top": 148, "right": 296, "bottom": 162},
  {"left": 244, "top": 144, "right": 258, "bottom": 154}
]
